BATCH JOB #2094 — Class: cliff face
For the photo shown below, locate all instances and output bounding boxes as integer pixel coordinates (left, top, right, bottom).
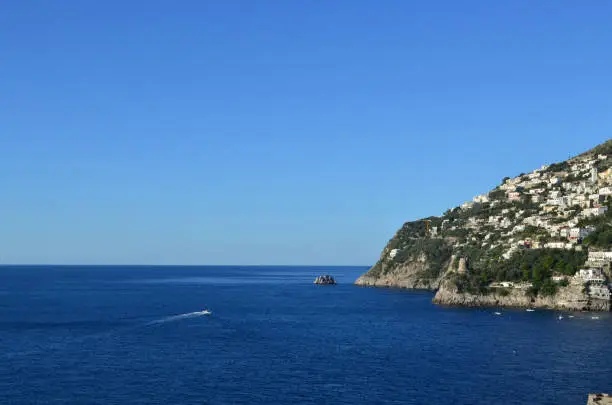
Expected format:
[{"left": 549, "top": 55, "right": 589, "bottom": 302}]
[
  {"left": 354, "top": 223, "right": 454, "bottom": 290},
  {"left": 433, "top": 277, "right": 610, "bottom": 312},
  {"left": 355, "top": 253, "right": 446, "bottom": 290},
  {"left": 356, "top": 139, "right": 612, "bottom": 312}
]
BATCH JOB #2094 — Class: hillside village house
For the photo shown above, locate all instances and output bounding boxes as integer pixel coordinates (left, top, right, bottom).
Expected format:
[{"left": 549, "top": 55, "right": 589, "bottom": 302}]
[
  {"left": 582, "top": 206, "right": 608, "bottom": 217},
  {"left": 577, "top": 268, "right": 606, "bottom": 282},
  {"left": 507, "top": 191, "right": 521, "bottom": 201},
  {"left": 589, "top": 251, "right": 612, "bottom": 261},
  {"left": 488, "top": 216, "right": 501, "bottom": 224},
  {"left": 590, "top": 193, "right": 605, "bottom": 203},
  {"left": 547, "top": 197, "right": 565, "bottom": 206},
  {"left": 473, "top": 194, "right": 489, "bottom": 203},
  {"left": 589, "top": 285, "right": 611, "bottom": 300},
  {"left": 545, "top": 242, "right": 566, "bottom": 249},
  {"left": 599, "top": 186, "right": 612, "bottom": 195},
  {"left": 549, "top": 176, "right": 562, "bottom": 185},
  {"left": 569, "top": 227, "right": 595, "bottom": 240}
]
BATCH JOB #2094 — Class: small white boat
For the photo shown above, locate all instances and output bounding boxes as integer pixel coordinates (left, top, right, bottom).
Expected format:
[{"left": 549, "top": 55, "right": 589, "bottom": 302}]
[
  {"left": 558, "top": 315, "right": 564, "bottom": 320},
  {"left": 568, "top": 315, "right": 575, "bottom": 318},
  {"left": 591, "top": 316, "right": 600, "bottom": 320},
  {"left": 526, "top": 309, "right": 535, "bottom": 312},
  {"left": 494, "top": 312, "right": 502, "bottom": 316},
  {"left": 200, "top": 309, "right": 212, "bottom": 315}
]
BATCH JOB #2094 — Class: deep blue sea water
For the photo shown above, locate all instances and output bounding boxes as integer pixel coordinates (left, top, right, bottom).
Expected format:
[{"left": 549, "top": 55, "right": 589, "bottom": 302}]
[{"left": 0, "top": 265, "right": 610, "bottom": 404}]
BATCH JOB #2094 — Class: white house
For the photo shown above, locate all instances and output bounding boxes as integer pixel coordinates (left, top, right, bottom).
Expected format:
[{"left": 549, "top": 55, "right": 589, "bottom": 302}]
[
  {"left": 577, "top": 268, "right": 606, "bottom": 282},
  {"left": 473, "top": 194, "right": 490, "bottom": 203},
  {"left": 569, "top": 226, "right": 595, "bottom": 239},
  {"left": 488, "top": 216, "right": 501, "bottom": 224},
  {"left": 507, "top": 191, "right": 521, "bottom": 201},
  {"left": 588, "top": 251, "right": 612, "bottom": 261},
  {"left": 589, "top": 285, "right": 611, "bottom": 300},
  {"left": 599, "top": 187, "right": 612, "bottom": 195},
  {"left": 582, "top": 206, "right": 608, "bottom": 217},
  {"left": 389, "top": 249, "right": 399, "bottom": 259},
  {"left": 461, "top": 201, "right": 475, "bottom": 209},
  {"left": 545, "top": 242, "right": 567, "bottom": 249},
  {"left": 547, "top": 197, "right": 566, "bottom": 206}
]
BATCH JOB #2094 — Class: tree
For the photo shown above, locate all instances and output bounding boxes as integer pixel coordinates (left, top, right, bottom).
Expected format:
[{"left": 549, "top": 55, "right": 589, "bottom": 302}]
[
  {"left": 521, "top": 263, "right": 530, "bottom": 281},
  {"left": 563, "top": 263, "right": 575, "bottom": 276},
  {"left": 540, "top": 279, "right": 558, "bottom": 296},
  {"left": 542, "top": 255, "right": 555, "bottom": 270}
]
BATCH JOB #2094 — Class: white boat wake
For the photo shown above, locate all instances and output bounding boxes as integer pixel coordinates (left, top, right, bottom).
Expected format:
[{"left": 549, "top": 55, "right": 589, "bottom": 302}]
[{"left": 147, "top": 310, "right": 212, "bottom": 325}]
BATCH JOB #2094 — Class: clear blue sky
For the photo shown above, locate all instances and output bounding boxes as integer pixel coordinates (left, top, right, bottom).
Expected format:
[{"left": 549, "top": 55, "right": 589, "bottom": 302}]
[{"left": 1, "top": 1, "right": 611, "bottom": 265}]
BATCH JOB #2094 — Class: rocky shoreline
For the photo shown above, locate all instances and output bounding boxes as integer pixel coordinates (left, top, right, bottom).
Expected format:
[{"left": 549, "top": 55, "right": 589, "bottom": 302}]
[
  {"left": 432, "top": 279, "right": 610, "bottom": 312},
  {"left": 354, "top": 274, "right": 438, "bottom": 290},
  {"left": 355, "top": 260, "right": 610, "bottom": 312}
]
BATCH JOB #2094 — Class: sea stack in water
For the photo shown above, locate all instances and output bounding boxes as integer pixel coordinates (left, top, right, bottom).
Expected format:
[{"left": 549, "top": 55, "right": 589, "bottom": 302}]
[{"left": 314, "top": 275, "right": 336, "bottom": 285}]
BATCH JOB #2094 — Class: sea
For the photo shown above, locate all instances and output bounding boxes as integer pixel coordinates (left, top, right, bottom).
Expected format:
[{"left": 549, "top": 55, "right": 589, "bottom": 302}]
[{"left": 0, "top": 265, "right": 610, "bottom": 405}]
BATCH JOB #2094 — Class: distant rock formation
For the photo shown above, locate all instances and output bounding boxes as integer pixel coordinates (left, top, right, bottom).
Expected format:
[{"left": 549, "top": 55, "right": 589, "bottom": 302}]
[{"left": 314, "top": 275, "right": 336, "bottom": 285}]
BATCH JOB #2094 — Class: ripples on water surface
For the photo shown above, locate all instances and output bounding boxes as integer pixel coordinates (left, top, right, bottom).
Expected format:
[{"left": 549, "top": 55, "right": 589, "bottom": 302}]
[{"left": 0, "top": 266, "right": 610, "bottom": 404}]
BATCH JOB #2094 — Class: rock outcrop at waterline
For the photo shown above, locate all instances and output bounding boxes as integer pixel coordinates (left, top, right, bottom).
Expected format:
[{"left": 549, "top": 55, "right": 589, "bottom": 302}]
[
  {"left": 355, "top": 139, "right": 612, "bottom": 312},
  {"left": 433, "top": 277, "right": 611, "bottom": 312}
]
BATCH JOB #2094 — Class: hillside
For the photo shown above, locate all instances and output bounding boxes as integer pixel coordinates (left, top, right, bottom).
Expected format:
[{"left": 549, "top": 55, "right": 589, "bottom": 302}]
[{"left": 356, "top": 139, "right": 612, "bottom": 311}]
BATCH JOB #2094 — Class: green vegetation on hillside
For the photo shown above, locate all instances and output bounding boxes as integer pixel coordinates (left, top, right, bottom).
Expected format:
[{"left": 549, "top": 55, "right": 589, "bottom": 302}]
[
  {"left": 583, "top": 224, "right": 612, "bottom": 248},
  {"left": 451, "top": 248, "right": 586, "bottom": 297}
]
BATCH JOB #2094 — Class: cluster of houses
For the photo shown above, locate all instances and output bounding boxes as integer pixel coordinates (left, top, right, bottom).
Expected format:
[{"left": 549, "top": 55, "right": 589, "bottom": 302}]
[
  {"left": 452, "top": 153, "right": 610, "bottom": 259},
  {"left": 444, "top": 152, "right": 611, "bottom": 301}
]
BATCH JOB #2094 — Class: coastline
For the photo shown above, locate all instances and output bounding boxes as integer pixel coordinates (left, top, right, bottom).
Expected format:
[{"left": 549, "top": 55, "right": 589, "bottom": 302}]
[{"left": 354, "top": 276, "right": 611, "bottom": 312}]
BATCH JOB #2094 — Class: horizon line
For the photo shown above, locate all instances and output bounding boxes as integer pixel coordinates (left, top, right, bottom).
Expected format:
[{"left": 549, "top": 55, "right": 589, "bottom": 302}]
[{"left": 0, "top": 263, "right": 371, "bottom": 268}]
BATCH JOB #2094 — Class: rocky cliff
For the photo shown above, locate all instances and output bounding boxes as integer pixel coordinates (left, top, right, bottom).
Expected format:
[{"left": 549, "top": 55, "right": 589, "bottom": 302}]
[
  {"left": 354, "top": 223, "right": 454, "bottom": 290},
  {"left": 433, "top": 276, "right": 610, "bottom": 312},
  {"left": 356, "top": 139, "right": 612, "bottom": 312}
]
